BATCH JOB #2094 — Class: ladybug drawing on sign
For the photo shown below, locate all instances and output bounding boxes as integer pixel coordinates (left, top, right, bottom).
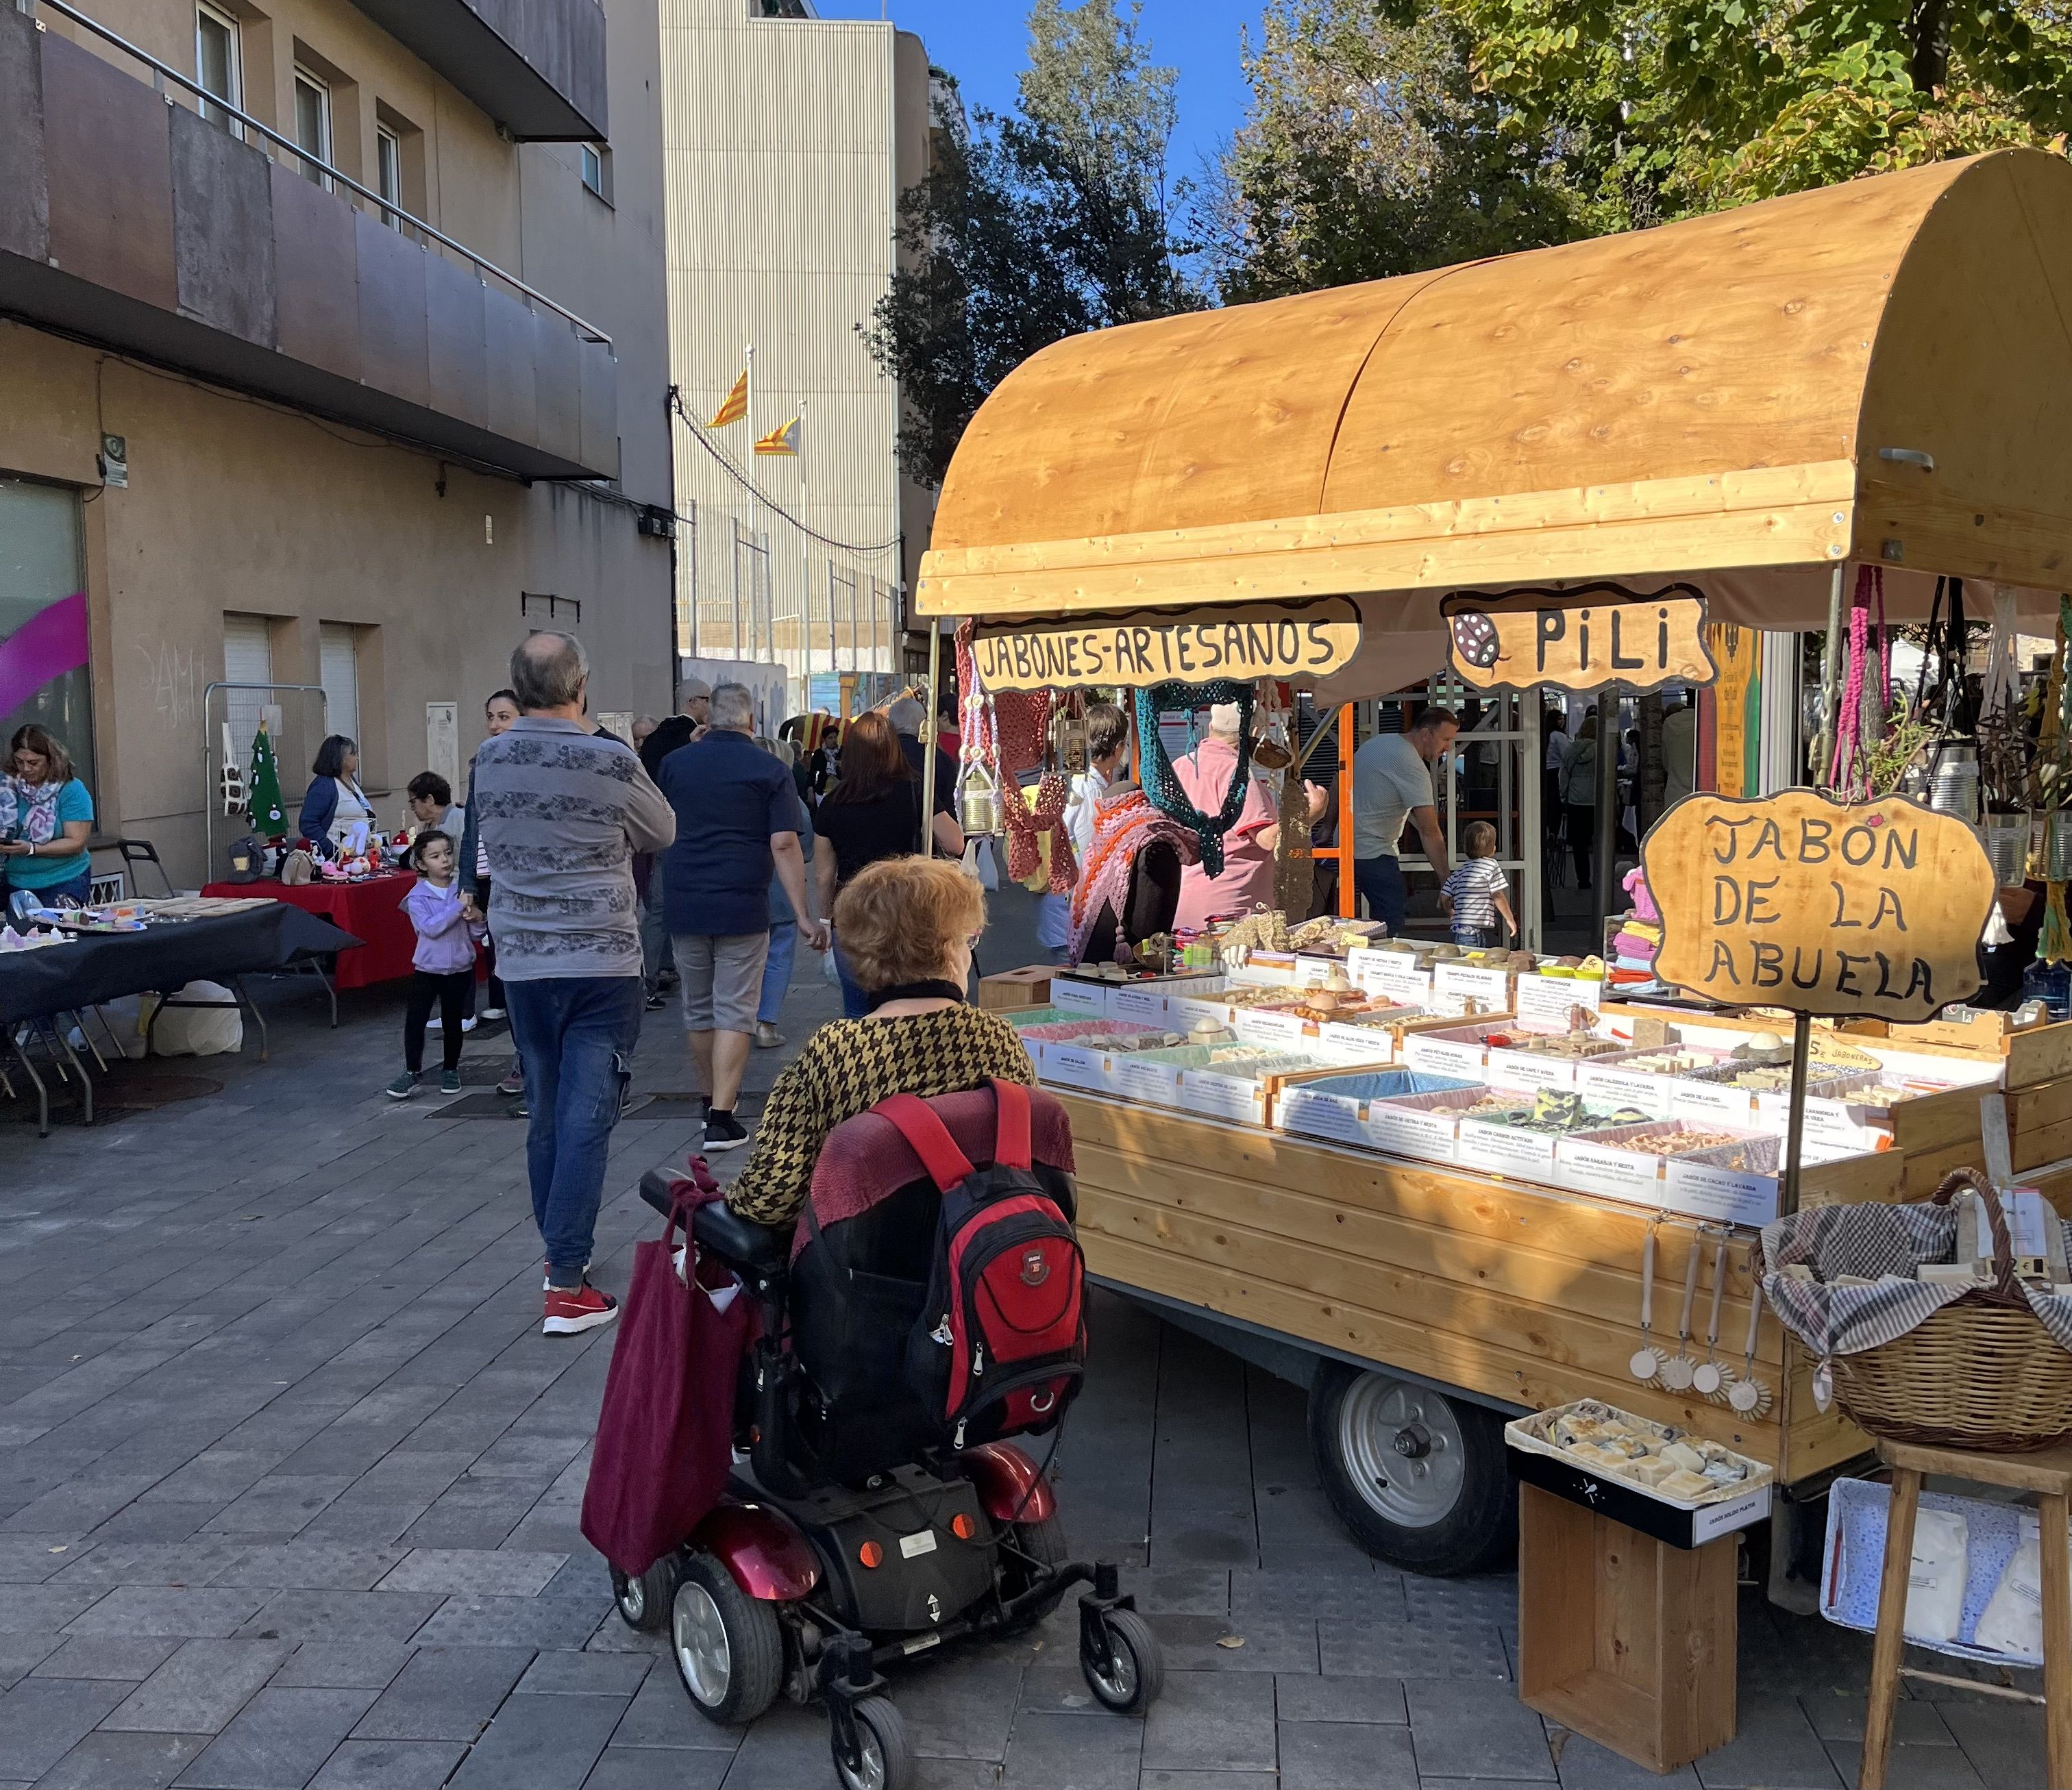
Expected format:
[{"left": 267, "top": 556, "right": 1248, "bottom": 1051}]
[{"left": 1451, "top": 611, "right": 1501, "bottom": 670}]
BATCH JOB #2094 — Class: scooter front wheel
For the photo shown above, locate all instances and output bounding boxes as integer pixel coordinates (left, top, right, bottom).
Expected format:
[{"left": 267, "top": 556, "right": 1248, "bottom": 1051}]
[
  {"left": 832, "top": 1695, "right": 913, "bottom": 1790},
  {"left": 670, "top": 1552, "right": 784, "bottom": 1726},
  {"left": 610, "top": 1559, "right": 674, "bottom": 1633},
  {"left": 1081, "top": 1607, "right": 1163, "bottom": 1715}
]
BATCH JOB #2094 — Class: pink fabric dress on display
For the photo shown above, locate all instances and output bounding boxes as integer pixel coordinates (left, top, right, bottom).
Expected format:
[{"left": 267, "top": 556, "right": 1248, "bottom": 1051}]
[{"left": 1170, "top": 736, "right": 1278, "bottom": 932}]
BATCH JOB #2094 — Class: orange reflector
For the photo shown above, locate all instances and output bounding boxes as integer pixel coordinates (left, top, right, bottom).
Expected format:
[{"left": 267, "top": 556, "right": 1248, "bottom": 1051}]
[
  {"left": 951, "top": 1513, "right": 977, "bottom": 1541},
  {"left": 858, "top": 1541, "right": 884, "bottom": 1569}
]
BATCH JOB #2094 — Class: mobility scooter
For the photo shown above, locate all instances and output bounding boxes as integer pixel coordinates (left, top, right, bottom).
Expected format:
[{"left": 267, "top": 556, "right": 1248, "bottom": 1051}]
[{"left": 618, "top": 1081, "right": 1163, "bottom": 1790}]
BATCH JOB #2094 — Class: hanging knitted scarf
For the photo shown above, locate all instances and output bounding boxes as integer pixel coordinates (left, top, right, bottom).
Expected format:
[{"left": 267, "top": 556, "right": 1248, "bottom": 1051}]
[
  {"left": 5, "top": 775, "right": 62, "bottom": 845},
  {"left": 1068, "top": 786, "right": 1199, "bottom": 966},
  {"left": 1135, "top": 680, "right": 1253, "bottom": 878}
]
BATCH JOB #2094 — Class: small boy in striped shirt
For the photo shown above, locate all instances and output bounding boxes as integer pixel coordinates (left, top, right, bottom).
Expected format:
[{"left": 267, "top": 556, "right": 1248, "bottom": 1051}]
[{"left": 1440, "top": 821, "right": 1516, "bottom": 949}]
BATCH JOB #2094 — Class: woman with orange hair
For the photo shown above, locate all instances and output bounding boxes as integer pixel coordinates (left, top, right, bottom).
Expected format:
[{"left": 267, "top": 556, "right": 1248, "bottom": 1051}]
[{"left": 723, "top": 854, "right": 1031, "bottom": 1228}]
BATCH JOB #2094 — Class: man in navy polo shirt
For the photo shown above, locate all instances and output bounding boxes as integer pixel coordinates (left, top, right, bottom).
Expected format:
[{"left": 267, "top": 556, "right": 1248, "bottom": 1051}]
[{"left": 660, "top": 684, "right": 828, "bottom": 1152}]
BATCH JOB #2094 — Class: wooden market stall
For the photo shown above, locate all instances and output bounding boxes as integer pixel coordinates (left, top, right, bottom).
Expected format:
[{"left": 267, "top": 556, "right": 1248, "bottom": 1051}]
[{"left": 917, "top": 149, "right": 2072, "bottom": 1591}]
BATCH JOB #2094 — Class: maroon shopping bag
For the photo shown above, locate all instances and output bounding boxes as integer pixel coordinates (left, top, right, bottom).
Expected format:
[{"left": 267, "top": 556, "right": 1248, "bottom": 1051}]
[{"left": 580, "top": 1191, "right": 749, "bottom": 1578}]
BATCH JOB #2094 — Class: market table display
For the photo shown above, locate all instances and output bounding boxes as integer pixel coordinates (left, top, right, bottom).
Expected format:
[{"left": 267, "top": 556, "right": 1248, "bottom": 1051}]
[
  {"left": 199, "top": 871, "right": 417, "bottom": 989},
  {"left": 0, "top": 901, "right": 359, "bottom": 1132}
]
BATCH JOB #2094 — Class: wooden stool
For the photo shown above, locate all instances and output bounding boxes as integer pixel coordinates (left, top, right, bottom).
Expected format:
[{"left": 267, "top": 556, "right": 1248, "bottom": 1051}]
[{"left": 1861, "top": 1437, "right": 2072, "bottom": 1790}]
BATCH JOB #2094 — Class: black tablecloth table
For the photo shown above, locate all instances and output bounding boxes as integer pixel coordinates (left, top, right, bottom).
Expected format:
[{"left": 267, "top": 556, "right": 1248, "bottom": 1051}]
[{"left": 1, "top": 906, "right": 362, "bottom": 1133}]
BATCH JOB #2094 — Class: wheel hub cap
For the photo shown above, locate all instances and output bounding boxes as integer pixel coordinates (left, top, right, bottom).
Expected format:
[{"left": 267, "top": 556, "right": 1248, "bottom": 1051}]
[
  {"left": 673, "top": 1582, "right": 731, "bottom": 1706},
  {"left": 1338, "top": 1374, "right": 1466, "bottom": 1530}
]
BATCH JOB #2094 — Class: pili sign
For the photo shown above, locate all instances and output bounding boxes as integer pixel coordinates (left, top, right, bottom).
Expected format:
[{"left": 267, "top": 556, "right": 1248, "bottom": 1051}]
[
  {"left": 1644, "top": 791, "right": 1995, "bottom": 1023},
  {"left": 1444, "top": 593, "right": 1716, "bottom": 693},
  {"left": 971, "top": 598, "right": 1361, "bottom": 693}
]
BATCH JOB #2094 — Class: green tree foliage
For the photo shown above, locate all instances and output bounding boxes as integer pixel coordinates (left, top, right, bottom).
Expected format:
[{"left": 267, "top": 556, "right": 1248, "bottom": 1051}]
[
  {"left": 1196, "top": 0, "right": 1586, "bottom": 302},
  {"left": 865, "top": 1, "right": 1196, "bottom": 488},
  {"left": 1450, "top": 0, "right": 2072, "bottom": 229},
  {"left": 1205, "top": 0, "right": 2072, "bottom": 301}
]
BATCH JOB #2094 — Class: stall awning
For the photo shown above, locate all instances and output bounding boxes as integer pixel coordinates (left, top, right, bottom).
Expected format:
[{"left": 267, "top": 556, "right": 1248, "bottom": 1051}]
[{"left": 917, "top": 150, "right": 2072, "bottom": 628}]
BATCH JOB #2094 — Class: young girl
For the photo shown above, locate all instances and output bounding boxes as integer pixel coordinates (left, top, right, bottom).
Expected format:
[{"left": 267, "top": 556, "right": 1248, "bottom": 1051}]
[
  {"left": 388, "top": 832, "right": 483, "bottom": 1099},
  {"left": 1440, "top": 821, "right": 1518, "bottom": 949}
]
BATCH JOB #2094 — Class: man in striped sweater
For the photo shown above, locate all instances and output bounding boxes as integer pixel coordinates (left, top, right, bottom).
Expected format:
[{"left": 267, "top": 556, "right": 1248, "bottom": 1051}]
[{"left": 473, "top": 632, "right": 676, "bottom": 1335}]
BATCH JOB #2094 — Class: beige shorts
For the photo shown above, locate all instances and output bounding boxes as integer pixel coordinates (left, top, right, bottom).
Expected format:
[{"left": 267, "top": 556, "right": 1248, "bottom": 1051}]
[{"left": 672, "top": 931, "right": 770, "bottom": 1034}]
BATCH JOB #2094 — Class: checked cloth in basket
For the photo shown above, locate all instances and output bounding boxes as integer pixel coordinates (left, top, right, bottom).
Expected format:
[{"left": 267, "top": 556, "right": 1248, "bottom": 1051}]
[{"left": 1756, "top": 1199, "right": 2072, "bottom": 1408}]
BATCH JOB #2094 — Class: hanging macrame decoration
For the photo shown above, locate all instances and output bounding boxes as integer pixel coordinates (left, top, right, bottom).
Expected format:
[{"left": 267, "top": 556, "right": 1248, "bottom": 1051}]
[
  {"left": 2040, "top": 599, "right": 2072, "bottom": 966},
  {"left": 1135, "top": 679, "right": 1254, "bottom": 878},
  {"left": 1827, "top": 567, "right": 1889, "bottom": 801},
  {"left": 954, "top": 619, "right": 1078, "bottom": 892}
]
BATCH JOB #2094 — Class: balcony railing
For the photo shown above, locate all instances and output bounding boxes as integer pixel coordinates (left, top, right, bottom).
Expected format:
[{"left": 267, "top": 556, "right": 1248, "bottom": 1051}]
[{"left": 26, "top": 0, "right": 610, "bottom": 347}]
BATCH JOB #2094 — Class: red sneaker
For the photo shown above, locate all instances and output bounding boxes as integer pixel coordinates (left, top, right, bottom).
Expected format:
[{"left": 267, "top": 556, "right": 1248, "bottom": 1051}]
[{"left": 542, "top": 1283, "right": 618, "bottom": 1336}]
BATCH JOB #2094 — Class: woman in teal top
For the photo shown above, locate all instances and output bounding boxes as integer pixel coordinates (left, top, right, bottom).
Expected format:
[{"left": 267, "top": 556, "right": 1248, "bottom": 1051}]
[{"left": 1, "top": 725, "right": 95, "bottom": 906}]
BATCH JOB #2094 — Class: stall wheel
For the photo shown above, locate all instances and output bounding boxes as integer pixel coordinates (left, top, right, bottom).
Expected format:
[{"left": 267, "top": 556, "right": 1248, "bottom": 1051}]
[
  {"left": 1080, "top": 1606, "right": 1163, "bottom": 1714},
  {"left": 831, "top": 1694, "right": 913, "bottom": 1790},
  {"left": 610, "top": 1558, "right": 674, "bottom": 1633}
]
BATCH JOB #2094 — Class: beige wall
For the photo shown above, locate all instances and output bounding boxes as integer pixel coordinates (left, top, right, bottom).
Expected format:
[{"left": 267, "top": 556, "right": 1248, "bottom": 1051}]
[
  {"left": 660, "top": 0, "right": 926, "bottom": 684},
  {"left": 0, "top": 0, "right": 678, "bottom": 887}
]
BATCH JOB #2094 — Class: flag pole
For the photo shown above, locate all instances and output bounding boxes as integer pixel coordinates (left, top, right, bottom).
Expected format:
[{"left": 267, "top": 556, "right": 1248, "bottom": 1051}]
[
  {"left": 745, "top": 341, "right": 757, "bottom": 661},
  {"left": 800, "top": 399, "right": 811, "bottom": 701}
]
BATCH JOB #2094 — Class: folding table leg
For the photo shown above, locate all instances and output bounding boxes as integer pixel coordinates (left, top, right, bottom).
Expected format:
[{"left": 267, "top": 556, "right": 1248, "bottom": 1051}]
[
  {"left": 46, "top": 1022, "right": 92, "bottom": 1125},
  {"left": 10, "top": 1034, "right": 49, "bottom": 1138},
  {"left": 1861, "top": 1467, "right": 1922, "bottom": 1790},
  {"left": 68, "top": 1010, "right": 110, "bottom": 1075},
  {"left": 234, "top": 978, "right": 270, "bottom": 1062}
]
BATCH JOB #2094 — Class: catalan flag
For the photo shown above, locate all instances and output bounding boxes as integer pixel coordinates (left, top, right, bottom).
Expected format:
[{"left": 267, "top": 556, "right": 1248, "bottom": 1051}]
[
  {"left": 754, "top": 416, "right": 801, "bottom": 457},
  {"left": 708, "top": 371, "right": 748, "bottom": 428}
]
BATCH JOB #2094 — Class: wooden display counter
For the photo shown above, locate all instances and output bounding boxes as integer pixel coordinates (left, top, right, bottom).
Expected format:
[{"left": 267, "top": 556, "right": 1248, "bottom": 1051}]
[{"left": 1059, "top": 1089, "right": 1879, "bottom": 1487}]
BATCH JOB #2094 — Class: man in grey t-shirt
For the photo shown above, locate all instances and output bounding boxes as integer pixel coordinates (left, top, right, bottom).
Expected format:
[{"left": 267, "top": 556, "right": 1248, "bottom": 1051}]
[
  {"left": 1351, "top": 706, "right": 1459, "bottom": 937},
  {"left": 473, "top": 631, "right": 676, "bottom": 1337}
]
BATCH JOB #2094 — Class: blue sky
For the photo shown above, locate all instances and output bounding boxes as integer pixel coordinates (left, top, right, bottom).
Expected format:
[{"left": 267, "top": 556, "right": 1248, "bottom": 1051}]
[{"left": 812, "top": 0, "right": 1263, "bottom": 178}]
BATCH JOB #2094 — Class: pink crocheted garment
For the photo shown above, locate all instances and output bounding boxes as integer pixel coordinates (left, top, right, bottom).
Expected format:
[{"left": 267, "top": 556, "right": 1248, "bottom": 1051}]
[{"left": 1066, "top": 785, "right": 1200, "bottom": 966}]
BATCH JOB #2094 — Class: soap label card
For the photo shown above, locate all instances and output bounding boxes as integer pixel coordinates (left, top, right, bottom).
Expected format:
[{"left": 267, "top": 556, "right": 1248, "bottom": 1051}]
[
  {"left": 1050, "top": 978, "right": 1107, "bottom": 1017},
  {"left": 1516, "top": 975, "right": 1604, "bottom": 1032},
  {"left": 1181, "top": 1069, "right": 1267, "bottom": 1126},
  {"left": 1234, "top": 1008, "right": 1309, "bottom": 1051},
  {"left": 1434, "top": 964, "right": 1511, "bottom": 1011},
  {"left": 1403, "top": 1033, "right": 1487, "bottom": 1078},
  {"left": 1278, "top": 1086, "right": 1368, "bottom": 1145},
  {"left": 1109, "top": 986, "right": 1170, "bottom": 1024}
]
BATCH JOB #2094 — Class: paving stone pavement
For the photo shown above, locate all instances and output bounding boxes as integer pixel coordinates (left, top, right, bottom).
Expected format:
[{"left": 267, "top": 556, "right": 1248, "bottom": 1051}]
[{"left": 0, "top": 887, "right": 2044, "bottom": 1788}]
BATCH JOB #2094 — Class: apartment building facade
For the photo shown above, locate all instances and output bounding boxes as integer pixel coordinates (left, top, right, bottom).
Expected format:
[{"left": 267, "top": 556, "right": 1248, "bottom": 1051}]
[
  {"left": 0, "top": 0, "right": 675, "bottom": 887},
  {"left": 660, "top": 0, "right": 937, "bottom": 703}
]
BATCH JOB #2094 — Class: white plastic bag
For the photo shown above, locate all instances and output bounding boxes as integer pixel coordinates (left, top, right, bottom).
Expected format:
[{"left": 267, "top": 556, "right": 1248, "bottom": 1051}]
[
  {"left": 145, "top": 982, "right": 243, "bottom": 1057},
  {"left": 1903, "top": 1508, "right": 1969, "bottom": 1645},
  {"left": 1977, "top": 1531, "right": 2043, "bottom": 1658}
]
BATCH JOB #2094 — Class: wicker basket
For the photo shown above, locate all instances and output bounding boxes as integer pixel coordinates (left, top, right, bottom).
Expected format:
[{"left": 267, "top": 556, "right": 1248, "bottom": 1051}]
[{"left": 1828, "top": 1172, "right": 2072, "bottom": 1452}]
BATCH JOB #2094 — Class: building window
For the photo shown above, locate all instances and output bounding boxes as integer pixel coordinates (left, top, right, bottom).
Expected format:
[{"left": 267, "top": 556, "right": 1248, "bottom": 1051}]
[
  {"left": 196, "top": 2, "right": 242, "bottom": 138},
  {"left": 0, "top": 478, "right": 91, "bottom": 800},
  {"left": 293, "top": 66, "right": 332, "bottom": 188},
  {"left": 319, "top": 623, "right": 360, "bottom": 745},
  {"left": 581, "top": 142, "right": 608, "bottom": 201},
  {"left": 375, "top": 124, "right": 403, "bottom": 227}
]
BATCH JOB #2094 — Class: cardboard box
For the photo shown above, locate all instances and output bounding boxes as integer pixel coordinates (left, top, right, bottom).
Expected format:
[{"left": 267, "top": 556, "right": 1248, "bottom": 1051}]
[{"left": 979, "top": 965, "right": 1054, "bottom": 1012}]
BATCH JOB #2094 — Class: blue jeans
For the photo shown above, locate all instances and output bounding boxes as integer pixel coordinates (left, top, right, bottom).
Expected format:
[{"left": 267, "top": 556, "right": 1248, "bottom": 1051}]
[
  {"left": 5, "top": 864, "right": 92, "bottom": 910},
  {"left": 832, "top": 935, "right": 870, "bottom": 1020},
  {"left": 504, "top": 976, "right": 645, "bottom": 1287},
  {"left": 1354, "top": 855, "right": 1408, "bottom": 937},
  {"left": 758, "top": 922, "right": 796, "bottom": 1025}
]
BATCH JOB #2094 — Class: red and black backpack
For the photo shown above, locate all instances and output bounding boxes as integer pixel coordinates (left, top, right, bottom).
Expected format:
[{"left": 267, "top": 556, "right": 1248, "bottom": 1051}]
[{"left": 884, "top": 1079, "right": 1086, "bottom": 1449}]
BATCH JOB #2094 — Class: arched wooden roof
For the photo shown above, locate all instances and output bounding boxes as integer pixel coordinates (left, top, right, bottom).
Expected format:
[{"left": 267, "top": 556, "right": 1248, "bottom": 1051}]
[{"left": 916, "top": 150, "right": 2072, "bottom": 623}]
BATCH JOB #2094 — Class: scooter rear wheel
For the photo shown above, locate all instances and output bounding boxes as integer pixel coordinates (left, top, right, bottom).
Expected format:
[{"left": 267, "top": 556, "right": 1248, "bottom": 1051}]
[
  {"left": 832, "top": 1695, "right": 912, "bottom": 1790},
  {"left": 995, "top": 1512, "right": 1070, "bottom": 1637},
  {"left": 670, "top": 1552, "right": 784, "bottom": 1726}
]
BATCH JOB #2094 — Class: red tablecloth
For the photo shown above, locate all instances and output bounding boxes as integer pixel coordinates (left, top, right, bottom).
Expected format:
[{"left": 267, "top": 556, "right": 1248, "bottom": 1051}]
[{"left": 200, "top": 873, "right": 420, "bottom": 989}]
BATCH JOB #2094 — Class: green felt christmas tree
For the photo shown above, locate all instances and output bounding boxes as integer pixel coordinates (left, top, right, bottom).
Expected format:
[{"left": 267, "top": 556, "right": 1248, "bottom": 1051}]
[{"left": 247, "top": 723, "right": 288, "bottom": 838}]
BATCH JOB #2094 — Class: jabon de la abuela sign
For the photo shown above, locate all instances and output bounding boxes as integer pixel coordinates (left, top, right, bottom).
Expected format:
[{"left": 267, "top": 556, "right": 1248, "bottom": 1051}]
[{"left": 1644, "top": 791, "right": 1997, "bottom": 1023}]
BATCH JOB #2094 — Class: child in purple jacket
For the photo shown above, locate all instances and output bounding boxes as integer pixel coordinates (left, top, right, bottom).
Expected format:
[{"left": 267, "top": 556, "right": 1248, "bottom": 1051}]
[{"left": 388, "top": 832, "right": 484, "bottom": 1099}]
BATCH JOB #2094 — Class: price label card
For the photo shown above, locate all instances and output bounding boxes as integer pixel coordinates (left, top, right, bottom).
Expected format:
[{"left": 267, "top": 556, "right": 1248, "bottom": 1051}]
[
  {"left": 1279, "top": 1088, "right": 1368, "bottom": 1145},
  {"left": 1109, "top": 986, "right": 1169, "bottom": 1024},
  {"left": 1181, "top": 1069, "right": 1266, "bottom": 1126},
  {"left": 1515, "top": 975, "right": 1603, "bottom": 1032},
  {"left": 1234, "top": 1008, "right": 1308, "bottom": 1050},
  {"left": 1434, "top": 964, "right": 1511, "bottom": 1011},
  {"left": 1050, "top": 977, "right": 1107, "bottom": 1017}
]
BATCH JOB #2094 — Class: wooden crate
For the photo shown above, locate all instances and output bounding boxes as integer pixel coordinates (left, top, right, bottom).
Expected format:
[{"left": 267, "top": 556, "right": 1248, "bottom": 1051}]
[
  {"left": 1518, "top": 1484, "right": 1738, "bottom": 1774},
  {"left": 978, "top": 965, "right": 1054, "bottom": 1012},
  {"left": 1056, "top": 1091, "right": 1868, "bottom": 1482}
]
